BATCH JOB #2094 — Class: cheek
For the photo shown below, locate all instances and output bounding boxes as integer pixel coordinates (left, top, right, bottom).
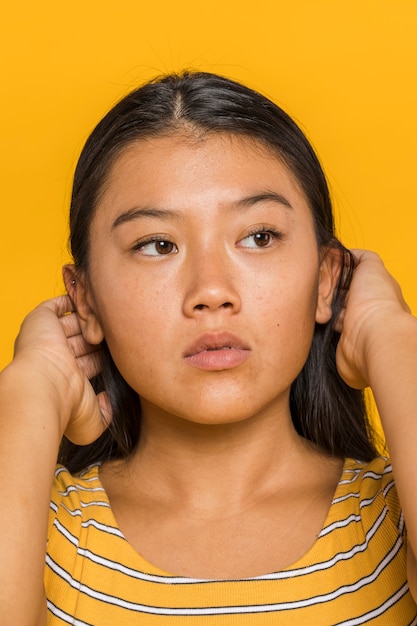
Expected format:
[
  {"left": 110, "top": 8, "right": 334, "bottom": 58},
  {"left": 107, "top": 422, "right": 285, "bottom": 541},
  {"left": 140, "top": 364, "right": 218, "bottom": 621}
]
[
  {"left": 264, "top": 260, "right": 320, "bottom": 320},
  {"left": 263, "top": 266, "right": 319, "bottom": 354},
  {"left": 91, "top": 279, "right": 177, "bottom": 379}
]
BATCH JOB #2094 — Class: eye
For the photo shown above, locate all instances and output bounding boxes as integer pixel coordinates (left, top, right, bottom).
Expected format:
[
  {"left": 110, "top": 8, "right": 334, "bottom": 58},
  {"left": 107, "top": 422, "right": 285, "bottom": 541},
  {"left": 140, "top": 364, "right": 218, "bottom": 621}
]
[
  {"left": 238, "top": 227, "right": 283, "bottom": 249},
  {"left": 133, "top": 237, "right": 178, "bottom": 256}
]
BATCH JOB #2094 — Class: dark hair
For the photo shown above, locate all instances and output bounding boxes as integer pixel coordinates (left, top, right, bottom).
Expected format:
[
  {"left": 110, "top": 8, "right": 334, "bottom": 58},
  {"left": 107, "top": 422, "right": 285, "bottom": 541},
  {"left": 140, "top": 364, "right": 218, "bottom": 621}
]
[{"left": 59, "top": 71, "right": 379, "bottom": 472}]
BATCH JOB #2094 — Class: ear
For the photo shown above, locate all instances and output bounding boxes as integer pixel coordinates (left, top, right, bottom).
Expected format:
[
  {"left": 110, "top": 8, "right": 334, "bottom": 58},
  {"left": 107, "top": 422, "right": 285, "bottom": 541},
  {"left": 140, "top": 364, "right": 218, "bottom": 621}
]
[
  {"left": 63, "top": 264, "right": 105, "bottom": 345},
  {"left": 315, "top": 247, "right": 343, "bottom": 324}
]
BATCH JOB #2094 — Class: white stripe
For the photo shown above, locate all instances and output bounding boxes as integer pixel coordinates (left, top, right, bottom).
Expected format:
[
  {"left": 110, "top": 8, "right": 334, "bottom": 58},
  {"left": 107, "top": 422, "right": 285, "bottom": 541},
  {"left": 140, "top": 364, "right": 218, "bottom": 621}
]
[
  {"left": 339, "top": 470, "right": 362, "bottom": 485},
  {"left": 333, "top": 491, "right": 361, "bottom": 506},
  {"left": 319, "top": 513, "right": 361, "bottom": 537},
  {"left": 362, "top": 469, "right": 389, "bottom": 481},
  {"left": 58, "top": 484, "right": 105, "bottom": 497},
  {"left": 80, "top": 500, "right": 111, "bottom": 509},
  {"left": 54, "top": 518, "right": 79, "bottom": 547},
  {"left": 51, "top": 503, "right": 393, "bottom": 586},
  {"left": 46, "top": 531, "right": 404, "bottom": 615},
  {"left": 334, "top": 582, "right": 409, "bottom": 625},
  {"left": 74, "top": 506, "right": 391, "bottom": 586},
  {"left": 77, "top": 547, "right": 210, "bottom": 584},
  {"left": 257, "top": 504, "right": 389, "bottom": 581},
  {"left": 61, "top": 503, "right": 83, "bottom": 517},
  {"left": 339, "top": 463, "right": 391, "bottom": 488},
  {"left": 55, "top": 466, "right": 69, "bottom": 478},
  {"left": 80, "top": 518, "right": 124, "bottom": 538},
  {"left": 332, "top": 481, "right": 388, "bottom": 510},
  {"left": 79, "top": 463, "right": 102, "bottom": 477},
  {"left": 47, "top": 599, "right": 93, "bottom": 626},
  {"left": 331, "top": 477, "right": 394, "bottom": 519}
]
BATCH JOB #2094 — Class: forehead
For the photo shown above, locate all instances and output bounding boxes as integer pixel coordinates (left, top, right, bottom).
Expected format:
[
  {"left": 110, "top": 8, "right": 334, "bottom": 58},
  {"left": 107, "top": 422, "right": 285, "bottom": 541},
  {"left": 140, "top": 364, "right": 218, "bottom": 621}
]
[{"left": 99, "top": 132, "right": 309, "bottom": 211}]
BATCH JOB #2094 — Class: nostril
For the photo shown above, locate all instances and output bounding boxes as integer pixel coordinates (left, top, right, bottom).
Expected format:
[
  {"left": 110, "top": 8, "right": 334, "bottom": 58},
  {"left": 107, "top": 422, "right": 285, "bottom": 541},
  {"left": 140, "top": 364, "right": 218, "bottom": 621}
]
[{"left": 193, "top": 301, "right": 233, "bottom": 312}]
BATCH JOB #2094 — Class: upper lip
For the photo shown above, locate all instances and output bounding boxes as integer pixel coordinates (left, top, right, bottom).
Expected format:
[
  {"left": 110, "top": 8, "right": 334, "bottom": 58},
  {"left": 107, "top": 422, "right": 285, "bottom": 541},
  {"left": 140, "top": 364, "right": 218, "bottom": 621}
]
[{"left": 183, "top": 332, "right": 250, "bottom": 358}]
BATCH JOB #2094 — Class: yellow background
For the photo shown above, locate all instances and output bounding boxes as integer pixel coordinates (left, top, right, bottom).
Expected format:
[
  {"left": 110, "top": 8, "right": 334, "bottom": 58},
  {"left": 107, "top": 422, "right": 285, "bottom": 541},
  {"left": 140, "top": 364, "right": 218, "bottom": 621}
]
[{"left": 1, "top": 0, "right": 416, "bottom": 370}]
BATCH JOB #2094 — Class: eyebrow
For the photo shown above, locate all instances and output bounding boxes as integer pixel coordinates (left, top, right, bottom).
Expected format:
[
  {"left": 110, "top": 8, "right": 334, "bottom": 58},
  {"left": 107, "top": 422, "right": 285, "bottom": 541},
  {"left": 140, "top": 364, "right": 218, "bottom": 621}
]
[
  {"left": 112, "top": 207, "right": 183, "bottom": 229},
  {"left": 111, "top": 191, "right": 293, "bottom": 230},
  {"left": 235, "top": 192, "right": 293, "bottom": 210}
]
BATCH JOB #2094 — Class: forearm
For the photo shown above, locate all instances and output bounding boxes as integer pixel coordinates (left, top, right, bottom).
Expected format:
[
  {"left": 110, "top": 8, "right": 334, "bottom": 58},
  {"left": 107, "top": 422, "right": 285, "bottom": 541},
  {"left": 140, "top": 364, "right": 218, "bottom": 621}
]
[
  {"left": 0, "top": 361, "right": 64, "bottom": 625},
  {"left": 367, "top": 314, "right": 417, "bottom": 550}
]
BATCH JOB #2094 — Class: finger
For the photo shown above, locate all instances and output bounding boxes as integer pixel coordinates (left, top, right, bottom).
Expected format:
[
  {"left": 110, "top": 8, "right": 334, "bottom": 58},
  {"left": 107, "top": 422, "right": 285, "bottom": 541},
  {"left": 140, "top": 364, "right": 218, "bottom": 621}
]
[
  {"left": 59, "top": 310, "right": 83, "bottom": 339},
  {"left": 75, "top": 350, "right": 103, "bottom": 380},
  {"left": 66, "top": 332, "right": 100, "bottom": 359},
  {"left": 41, "top": 294, "right": 76, "bottom": 318},
  {"left": 348, "top": 249, "right": 377, "bottom": 263},
  {"left": 65, "top": 405, "right": 110, "bottom": 445}
]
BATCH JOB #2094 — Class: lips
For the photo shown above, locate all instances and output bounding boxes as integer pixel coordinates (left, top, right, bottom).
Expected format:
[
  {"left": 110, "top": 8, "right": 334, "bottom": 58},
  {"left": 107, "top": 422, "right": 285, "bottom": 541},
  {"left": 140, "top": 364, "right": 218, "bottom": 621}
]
[{"left": 183, "top": 332, "right": 250, "bottom": 370}]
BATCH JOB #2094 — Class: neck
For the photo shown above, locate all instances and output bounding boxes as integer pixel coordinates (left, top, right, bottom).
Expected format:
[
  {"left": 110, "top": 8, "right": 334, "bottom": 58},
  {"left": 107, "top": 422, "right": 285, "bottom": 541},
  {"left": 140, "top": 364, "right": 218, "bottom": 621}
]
[{"left": 118, "top": 402, "right": 321, "bottom": 514}]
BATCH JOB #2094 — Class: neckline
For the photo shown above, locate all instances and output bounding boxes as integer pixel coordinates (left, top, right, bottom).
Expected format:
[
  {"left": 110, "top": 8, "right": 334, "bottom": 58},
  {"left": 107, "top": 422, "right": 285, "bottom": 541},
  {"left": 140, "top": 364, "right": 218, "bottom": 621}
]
[{"left": 83, "top": 457, "right": 365, "bottom": 581}]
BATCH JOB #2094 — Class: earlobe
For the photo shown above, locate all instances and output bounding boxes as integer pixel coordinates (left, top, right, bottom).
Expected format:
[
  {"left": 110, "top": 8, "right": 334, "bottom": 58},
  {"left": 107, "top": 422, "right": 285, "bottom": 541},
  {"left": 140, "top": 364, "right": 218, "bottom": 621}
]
[
  {"left": 315, "top": 247, "right": 343, "bottom": 324},
  {"left": 63, "top": 264, "right": 105, "bottom": 345}
]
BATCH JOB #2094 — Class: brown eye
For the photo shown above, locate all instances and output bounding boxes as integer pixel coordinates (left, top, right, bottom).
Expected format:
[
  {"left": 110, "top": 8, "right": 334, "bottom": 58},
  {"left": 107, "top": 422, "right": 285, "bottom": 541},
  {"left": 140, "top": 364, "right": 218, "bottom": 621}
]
[
  {"left": 135, "top": 238, "right": 178, "bottom": 256},
  {"left": 239, "top": 228, "right": 282, "bottom": 249},
  {"left": 253, "top": 232, "right": 272, "bottom": 247},
  {"left": 154, "top": 240, "right": 175, "bottom": 254}
]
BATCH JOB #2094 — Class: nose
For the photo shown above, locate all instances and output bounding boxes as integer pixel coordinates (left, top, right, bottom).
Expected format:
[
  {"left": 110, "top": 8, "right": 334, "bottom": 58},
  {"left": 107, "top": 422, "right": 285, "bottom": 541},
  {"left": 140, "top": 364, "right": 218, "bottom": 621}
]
[{"left": 182, "top": 251, "right": 241, "bottom": 317}]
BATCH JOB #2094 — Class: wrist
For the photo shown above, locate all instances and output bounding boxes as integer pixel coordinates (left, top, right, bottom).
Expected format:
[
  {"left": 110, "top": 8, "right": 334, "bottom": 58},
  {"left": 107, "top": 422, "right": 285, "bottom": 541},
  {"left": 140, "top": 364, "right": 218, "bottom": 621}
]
[
  {"left": 364, "top": 311, "right": 417, "bottom": 386},
  {"left": 2, "top": 353, "right": 76, "bottom": 440}
]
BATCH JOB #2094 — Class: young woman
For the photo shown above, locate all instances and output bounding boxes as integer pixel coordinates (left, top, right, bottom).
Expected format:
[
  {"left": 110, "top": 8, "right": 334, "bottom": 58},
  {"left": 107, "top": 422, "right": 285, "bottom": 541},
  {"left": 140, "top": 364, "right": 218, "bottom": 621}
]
[{"left": 1, "top": 72, "right": 416, "bottom": 624}]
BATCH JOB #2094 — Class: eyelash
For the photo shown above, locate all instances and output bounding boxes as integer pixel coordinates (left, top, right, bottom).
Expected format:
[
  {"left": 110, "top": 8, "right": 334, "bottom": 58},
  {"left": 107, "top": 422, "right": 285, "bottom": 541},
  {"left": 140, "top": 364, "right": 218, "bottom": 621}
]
[
  {"left": 132, "top": 236, "right": 178, "bottom": 256},
  {"left": 239, "top": 226, "right": 284, "bottom": 248},
  {"left": 132, "top": 226, "right": 284, "bottom": 256}
]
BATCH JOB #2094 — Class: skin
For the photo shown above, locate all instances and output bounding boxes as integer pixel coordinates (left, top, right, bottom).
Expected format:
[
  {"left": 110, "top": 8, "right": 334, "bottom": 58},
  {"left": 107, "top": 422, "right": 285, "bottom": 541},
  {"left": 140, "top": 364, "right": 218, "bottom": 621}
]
[
  {"left": 63, "top": 132, "right": 344, "bottom": 578},
  {"left": 1, "top": 131, "right": 417, "bottom": 621},
  {"left": 68, "top": 133, "right": 340, "bottom": 430}
]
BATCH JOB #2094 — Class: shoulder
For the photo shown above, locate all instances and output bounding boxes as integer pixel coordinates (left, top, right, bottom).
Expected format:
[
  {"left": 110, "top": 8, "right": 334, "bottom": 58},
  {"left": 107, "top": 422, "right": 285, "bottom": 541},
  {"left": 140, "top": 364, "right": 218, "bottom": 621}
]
[
  {"left": 335, "top": 456, "right": 403, "bottom": 534},
  {"left": 50, "top": 463, "right": 105, "bottom": 505},
  {"left": 341, "top": 456, "right": 395, "bottom": 492},
  {"left": 47, "top": 463, "right": 124, "bottom": 578},
  {"left": 341, "top": 456, "right": 393, "bottom": 486},
  {"left": 46, "top": 465, "right": 131, "bottom": 620},
  {"left": 48, "top": 464, "right": 112, "bottom": 537}
]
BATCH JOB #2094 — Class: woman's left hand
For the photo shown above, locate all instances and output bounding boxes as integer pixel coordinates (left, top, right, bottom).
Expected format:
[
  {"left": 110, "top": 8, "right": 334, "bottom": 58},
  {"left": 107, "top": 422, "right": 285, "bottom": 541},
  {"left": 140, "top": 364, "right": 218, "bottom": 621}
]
[{"left": 335, "top": 250, "right": 412, "bottom": 389}]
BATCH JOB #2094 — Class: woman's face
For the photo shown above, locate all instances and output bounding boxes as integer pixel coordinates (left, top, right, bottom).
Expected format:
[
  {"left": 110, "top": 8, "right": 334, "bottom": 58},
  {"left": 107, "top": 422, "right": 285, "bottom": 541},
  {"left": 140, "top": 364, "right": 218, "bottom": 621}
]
[{"left": 73, "top": 133, "right": 338, "bottom": 427}]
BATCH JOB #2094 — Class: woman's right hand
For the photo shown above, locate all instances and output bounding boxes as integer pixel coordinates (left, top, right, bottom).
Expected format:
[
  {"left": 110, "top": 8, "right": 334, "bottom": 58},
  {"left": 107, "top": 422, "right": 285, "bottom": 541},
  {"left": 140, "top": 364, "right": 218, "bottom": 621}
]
[{"left": 12, "top": 295, "right": 111, "bottom": 444}]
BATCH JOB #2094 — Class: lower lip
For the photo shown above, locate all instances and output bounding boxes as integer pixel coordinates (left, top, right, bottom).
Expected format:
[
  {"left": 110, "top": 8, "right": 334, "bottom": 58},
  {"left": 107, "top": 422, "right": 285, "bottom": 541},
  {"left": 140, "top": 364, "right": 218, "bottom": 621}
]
[{"left": 184, "top": 348, "right": 250, "bottom": 371}]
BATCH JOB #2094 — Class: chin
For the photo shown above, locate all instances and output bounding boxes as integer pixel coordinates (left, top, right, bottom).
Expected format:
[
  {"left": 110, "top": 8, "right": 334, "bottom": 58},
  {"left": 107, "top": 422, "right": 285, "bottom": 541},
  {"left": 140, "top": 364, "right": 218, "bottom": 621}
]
[{"left": 174, "top": 400, "right": 270, "bottom": 429}]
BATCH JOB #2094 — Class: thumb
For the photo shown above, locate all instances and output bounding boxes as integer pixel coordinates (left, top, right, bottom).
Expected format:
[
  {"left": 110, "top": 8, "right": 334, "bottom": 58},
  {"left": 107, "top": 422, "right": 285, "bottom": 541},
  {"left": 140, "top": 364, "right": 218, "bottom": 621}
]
[
  {"left": 335, "top": 342, "right": 368, "bottom": 390},
  {"left": 64, "top": 391, "right": 113, "bottom": 445}
]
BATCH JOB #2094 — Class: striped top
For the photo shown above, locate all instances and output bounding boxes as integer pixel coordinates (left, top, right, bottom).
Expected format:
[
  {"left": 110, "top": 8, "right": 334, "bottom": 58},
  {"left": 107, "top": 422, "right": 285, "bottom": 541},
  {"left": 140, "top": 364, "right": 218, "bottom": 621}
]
[{"left": 45, "top": 457, "right": 417, "bottom": 625}]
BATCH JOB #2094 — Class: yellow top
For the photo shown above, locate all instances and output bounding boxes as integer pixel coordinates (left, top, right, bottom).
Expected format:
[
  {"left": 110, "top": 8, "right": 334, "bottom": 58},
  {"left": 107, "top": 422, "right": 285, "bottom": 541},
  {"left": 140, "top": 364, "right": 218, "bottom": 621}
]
[{"left": 45, "top": 457, "right": 417, "bottom": 625}]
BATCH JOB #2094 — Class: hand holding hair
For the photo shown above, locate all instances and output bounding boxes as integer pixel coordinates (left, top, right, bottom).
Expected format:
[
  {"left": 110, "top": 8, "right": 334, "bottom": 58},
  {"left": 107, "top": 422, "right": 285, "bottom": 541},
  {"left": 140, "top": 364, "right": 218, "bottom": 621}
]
[
  {"left": 335, "top": 249, "right": 413, "bottom": 389},
  {"left": 13, "top": 295, "right": 112, "bottom": 445},
  {"left": 2, "top": 70, "right": 417, "bottom": 623}
]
